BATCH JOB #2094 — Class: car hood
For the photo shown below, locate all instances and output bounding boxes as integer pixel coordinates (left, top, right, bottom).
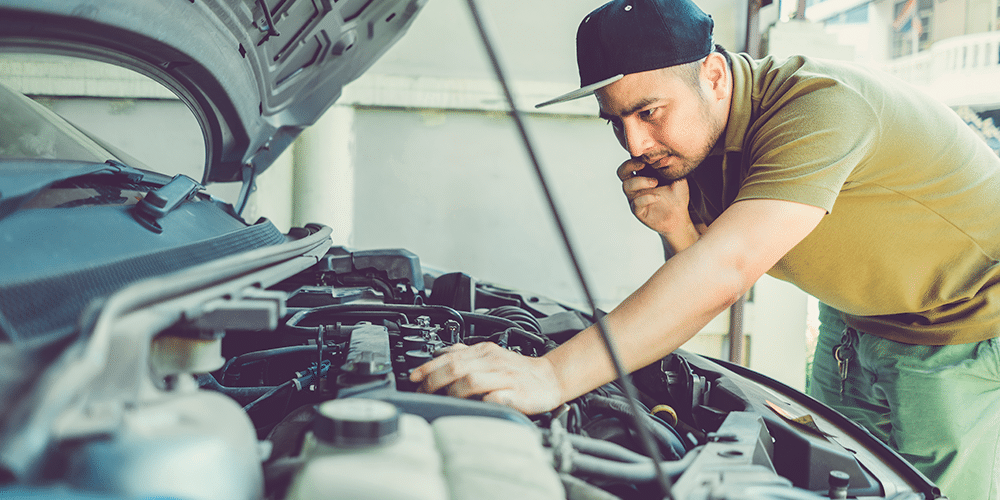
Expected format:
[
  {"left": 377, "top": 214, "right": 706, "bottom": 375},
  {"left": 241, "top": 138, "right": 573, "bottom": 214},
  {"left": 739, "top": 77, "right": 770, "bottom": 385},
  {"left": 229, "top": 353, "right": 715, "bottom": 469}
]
[{"left": 0, "top": 0, "right": 426, "bottom": 183}]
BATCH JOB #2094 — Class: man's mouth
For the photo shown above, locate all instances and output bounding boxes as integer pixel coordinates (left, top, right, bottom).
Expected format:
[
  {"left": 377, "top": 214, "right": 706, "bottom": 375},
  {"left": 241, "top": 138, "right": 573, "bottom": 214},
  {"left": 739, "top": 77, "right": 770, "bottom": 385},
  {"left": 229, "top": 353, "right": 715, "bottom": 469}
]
[{"left": 642, "top": 153, "right": 674, "bottom": 170}]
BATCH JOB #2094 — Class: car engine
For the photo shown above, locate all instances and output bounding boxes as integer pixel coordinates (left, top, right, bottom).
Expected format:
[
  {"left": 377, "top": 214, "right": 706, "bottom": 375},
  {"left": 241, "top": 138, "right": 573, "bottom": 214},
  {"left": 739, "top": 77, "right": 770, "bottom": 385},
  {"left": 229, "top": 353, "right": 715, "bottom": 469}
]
[
  {"left": 0, "top": 243, "right": 940, "bottom": 500},
  {"left": 201, "top": 247, "right": 936, "bottom": 500}
]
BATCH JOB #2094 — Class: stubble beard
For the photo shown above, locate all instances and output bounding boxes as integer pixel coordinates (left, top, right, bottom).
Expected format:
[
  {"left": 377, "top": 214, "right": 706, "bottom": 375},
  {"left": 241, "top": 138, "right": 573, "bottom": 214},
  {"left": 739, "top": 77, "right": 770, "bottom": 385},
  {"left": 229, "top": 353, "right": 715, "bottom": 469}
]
[{"left": 650, "top": 99, "right": 725, "bottom": 183}]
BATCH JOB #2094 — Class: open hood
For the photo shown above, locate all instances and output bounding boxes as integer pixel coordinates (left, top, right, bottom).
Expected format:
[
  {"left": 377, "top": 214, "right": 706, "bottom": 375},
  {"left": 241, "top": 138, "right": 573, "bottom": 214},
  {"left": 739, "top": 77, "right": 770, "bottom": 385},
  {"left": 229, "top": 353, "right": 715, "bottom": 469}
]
[{"left": 0, "top": 0, "right": 426, "bottom": 183}]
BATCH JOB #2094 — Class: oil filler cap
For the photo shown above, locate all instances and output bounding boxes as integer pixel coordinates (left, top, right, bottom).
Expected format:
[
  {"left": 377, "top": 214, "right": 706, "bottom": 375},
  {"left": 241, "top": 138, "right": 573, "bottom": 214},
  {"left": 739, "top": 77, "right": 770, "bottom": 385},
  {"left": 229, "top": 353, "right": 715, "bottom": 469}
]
[{"left": 314, "top": 398, "right": 400, "bottom": 447}]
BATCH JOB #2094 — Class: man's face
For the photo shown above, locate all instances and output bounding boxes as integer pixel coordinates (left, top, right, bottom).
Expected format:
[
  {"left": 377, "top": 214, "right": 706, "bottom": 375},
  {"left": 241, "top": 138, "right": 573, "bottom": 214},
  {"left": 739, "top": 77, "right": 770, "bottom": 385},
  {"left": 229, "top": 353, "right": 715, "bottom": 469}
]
[{"left": 595, "top": 61, "right": 726, "bottom": 182}]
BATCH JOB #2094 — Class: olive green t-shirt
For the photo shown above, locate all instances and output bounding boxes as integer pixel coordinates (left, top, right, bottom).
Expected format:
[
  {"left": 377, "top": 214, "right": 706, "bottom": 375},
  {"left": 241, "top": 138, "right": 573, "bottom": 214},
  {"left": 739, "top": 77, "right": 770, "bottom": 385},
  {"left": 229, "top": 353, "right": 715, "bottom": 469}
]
[{"left": 688, "top": 52, "right": 1000, "bottom": 345}]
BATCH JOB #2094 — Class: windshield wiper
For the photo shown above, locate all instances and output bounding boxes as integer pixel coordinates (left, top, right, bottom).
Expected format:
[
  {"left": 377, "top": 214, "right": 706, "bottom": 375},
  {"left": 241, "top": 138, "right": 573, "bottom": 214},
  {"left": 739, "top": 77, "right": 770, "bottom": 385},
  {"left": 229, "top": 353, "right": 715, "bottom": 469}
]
[{"left": 0, "top": 159, "right": 146, "bottom": 220}]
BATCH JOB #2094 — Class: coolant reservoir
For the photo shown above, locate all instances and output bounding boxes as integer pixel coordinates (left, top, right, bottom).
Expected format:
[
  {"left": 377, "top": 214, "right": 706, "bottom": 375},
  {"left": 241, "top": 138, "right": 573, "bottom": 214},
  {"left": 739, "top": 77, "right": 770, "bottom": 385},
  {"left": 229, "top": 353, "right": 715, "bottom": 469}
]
[
  {"left": 285, "top": 398, "right": 448, "bottom": 500},
  {"left": 285, "top": 398, "right": 565, "bottom": 500}
]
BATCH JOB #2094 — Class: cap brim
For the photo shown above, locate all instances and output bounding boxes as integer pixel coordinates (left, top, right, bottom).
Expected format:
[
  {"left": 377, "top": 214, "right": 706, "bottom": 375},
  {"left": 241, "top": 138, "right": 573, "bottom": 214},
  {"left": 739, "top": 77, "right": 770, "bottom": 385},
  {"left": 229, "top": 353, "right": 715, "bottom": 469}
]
[{"left": 534, "top": 74, "right": 624, "bottom": 109}]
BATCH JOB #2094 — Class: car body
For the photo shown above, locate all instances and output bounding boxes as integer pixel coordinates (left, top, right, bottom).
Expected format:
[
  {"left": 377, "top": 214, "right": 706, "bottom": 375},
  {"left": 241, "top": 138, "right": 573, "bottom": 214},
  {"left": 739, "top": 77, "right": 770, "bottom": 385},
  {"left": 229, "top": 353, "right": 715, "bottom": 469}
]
[{"left": 0, "top": 1, "right": 942, "bottom": 499}]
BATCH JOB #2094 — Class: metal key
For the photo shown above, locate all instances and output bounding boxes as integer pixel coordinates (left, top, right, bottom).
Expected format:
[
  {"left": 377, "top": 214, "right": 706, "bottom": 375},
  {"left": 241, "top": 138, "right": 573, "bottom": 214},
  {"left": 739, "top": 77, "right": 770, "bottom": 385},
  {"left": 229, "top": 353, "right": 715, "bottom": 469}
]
[
  {"left": 834, "top": 345, "right": 850, "bottom": 397},
  {"left": 831, "top": 328, "right": 856, "bottom": 402}
]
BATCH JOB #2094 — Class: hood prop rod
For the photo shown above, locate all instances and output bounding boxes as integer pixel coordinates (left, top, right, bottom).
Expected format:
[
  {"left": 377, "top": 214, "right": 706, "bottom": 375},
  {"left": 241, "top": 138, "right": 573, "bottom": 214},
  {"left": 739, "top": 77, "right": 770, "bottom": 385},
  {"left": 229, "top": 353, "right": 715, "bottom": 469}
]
[{"left": 462, "top": 1, "right": 675, "bottom": 498}]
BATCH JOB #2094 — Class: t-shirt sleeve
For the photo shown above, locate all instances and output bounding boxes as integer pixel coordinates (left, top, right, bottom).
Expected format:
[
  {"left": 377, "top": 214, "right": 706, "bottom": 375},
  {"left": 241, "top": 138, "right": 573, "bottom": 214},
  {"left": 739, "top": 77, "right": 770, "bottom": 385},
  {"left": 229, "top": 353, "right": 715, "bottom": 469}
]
[{"left": 734, "top": 84, "right": 879, "bottom": 213}]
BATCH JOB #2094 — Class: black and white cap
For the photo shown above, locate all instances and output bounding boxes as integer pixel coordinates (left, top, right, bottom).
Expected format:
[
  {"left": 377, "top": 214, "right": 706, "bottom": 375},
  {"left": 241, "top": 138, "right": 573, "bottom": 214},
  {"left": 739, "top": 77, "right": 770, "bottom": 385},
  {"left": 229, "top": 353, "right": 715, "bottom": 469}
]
[{"left": 536, "top": 0, "right": 714, "bottom": 108}]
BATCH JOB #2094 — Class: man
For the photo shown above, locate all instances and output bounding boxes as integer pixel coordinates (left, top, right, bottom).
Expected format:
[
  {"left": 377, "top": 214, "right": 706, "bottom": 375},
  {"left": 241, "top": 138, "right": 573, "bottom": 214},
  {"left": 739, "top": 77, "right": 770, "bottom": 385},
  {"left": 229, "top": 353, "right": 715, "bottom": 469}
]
[{"left": 411, "top": 0, "right": 1000, "bottom": 498}]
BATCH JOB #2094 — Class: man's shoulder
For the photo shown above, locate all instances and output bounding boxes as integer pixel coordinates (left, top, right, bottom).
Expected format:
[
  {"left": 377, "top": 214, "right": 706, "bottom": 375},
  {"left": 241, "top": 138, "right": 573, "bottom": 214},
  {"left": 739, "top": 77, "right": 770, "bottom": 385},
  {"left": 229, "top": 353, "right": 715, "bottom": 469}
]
[{"left": 737, "top": 53, "right": 883, "bottom": 110}]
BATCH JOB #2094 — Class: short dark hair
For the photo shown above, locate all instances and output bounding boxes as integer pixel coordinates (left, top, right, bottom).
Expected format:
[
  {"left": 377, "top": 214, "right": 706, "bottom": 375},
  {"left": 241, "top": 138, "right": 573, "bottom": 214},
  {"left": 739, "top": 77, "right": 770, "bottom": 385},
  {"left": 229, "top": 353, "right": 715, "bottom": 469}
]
[{"left": 669, "top": 44, "right": 728, "bottom": 90}]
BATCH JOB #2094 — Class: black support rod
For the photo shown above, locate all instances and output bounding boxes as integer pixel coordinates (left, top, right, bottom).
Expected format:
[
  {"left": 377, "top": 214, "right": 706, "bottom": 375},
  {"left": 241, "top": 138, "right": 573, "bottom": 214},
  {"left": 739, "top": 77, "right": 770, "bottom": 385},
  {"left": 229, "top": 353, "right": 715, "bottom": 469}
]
[{"left": 461, "top": 1, "right": 675, "bottom": 498}]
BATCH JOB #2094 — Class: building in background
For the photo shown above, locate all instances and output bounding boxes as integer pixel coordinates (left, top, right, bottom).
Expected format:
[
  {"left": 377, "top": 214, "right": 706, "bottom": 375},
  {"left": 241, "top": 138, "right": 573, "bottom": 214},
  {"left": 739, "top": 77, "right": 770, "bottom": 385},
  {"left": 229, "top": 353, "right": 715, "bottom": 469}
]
[{"left": 799, "top": 0, "right": 1000, "bottom": 143}]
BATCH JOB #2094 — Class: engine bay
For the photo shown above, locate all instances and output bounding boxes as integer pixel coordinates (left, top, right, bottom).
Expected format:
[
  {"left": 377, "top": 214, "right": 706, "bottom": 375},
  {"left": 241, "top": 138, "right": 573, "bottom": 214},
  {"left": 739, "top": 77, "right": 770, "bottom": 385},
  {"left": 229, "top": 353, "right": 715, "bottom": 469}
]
[
  {"left": 193, "top": 247, "right": 933, "bottom": 500},
  {"left": 0, "top": 243, "right": 939, "bottom": 500}
]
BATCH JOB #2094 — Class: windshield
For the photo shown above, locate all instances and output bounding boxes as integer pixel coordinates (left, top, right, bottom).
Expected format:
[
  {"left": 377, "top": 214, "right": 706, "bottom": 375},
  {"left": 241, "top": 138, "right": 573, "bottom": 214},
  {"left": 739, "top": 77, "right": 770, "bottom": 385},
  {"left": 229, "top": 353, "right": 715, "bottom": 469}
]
[
  {"left": 0, "top": 81, "right": 115, "bottom": 162},
  {"left": 0, "top": 53, "right": 207, "bottom": 182}
]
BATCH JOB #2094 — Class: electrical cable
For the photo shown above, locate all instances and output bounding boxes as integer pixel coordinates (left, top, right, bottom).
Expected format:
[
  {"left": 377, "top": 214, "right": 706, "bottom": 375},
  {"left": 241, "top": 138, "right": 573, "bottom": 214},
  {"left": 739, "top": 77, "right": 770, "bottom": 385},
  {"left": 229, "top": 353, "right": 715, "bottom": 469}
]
[{"left": 462, "top": 1, "right": 675, "bottom": 498}]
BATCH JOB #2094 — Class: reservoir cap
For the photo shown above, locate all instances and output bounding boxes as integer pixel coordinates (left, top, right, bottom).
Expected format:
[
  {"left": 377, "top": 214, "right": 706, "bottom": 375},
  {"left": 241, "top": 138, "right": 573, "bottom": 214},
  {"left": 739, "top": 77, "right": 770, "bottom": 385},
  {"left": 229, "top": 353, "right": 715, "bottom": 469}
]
[{"left": 314, "top": 399, "right": 400, "bottom": 447}]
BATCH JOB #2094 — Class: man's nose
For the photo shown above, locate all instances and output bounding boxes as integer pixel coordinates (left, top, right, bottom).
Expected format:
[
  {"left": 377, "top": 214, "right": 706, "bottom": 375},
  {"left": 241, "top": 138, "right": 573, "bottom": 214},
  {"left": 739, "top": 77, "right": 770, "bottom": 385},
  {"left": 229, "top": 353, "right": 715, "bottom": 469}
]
[{"left": 622, "top": 120, "right": 653, "bottom": 158}]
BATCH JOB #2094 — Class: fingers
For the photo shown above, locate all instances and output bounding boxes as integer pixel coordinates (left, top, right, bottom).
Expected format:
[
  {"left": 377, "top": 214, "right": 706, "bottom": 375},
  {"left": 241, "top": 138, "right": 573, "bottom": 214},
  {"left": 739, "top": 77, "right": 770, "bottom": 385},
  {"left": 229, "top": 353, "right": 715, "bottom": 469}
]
[
  {"left": 431, "top": 341, "right": 468, "bottom": 357},
  {"left": 623, "top": 175, "right": 659, "bottom": 197},
  {"left": 407, "top": 342, "right": 562, "bottom": 415},
  {"left": 409, "top": 342, "right": 503, "bottom": 396},
  {"left": 616, "top": 158, "right": 647, "bottom": 181}
]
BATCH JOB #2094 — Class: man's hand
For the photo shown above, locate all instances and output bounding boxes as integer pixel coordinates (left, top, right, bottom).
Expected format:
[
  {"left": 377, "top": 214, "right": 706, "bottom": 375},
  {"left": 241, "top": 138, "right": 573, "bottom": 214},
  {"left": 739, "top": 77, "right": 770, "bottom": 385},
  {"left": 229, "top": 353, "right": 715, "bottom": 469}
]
[
  {"left": 408, "top": 342, "right": 563, "bottom": 415},
  {"left": 616, "top": 158, "right": 700, "bottom": 252}
]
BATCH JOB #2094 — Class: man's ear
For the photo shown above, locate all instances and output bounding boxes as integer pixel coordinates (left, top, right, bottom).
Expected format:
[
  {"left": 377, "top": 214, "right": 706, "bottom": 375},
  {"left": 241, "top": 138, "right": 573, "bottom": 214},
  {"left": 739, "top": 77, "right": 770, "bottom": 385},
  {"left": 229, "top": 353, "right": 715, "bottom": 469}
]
[{"left": 701, "top": 52, "right": 730, "bottom": 101}]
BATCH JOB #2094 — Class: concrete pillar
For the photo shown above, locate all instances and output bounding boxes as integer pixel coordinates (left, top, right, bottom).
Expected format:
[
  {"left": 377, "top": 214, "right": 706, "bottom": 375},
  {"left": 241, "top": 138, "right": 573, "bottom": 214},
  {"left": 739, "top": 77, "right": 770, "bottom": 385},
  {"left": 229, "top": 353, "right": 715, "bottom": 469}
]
[
  {"left": 748, "top": 275, "right": 809, "bottom": 391},
  {"left": 292, "top": 105, "right": 356, "bottom": 246},
  {"left": 247, "top": 147, "right": 294, "bottom": 233}
]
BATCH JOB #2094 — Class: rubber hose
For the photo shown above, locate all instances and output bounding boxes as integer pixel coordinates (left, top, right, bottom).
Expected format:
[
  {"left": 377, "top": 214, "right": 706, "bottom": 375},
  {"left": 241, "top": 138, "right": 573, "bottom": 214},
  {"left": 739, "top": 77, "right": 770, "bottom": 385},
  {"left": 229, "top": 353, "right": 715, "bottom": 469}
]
[
  {"left": 560, "top": 474, "right": 625, "bottom": 500},
  {"left": 724, "top": 486, "right": 829, "bottom": 500},
  {"left": 585, "top": 394, "right": 688, "bottom": 458},
  {"left": 462, "top": 311, "right": 521, "bottom": 333},
  {"left": 567, "top": 434, "right": 649, "bottom": 464},
  {"left": 196, "top": 374, "right": 282, "bottom": 406},
  {"left": 571, "top": 449, "right": 695, "bottom": 483},
  {"left": 221, "top": 345, "right": 318, "bottom": 377},
  {"left": 486, "top": 305, "right": 542, "bottom": 333},
  {"left": 286, "top": 304, "right": 466, "bottom": 335}
]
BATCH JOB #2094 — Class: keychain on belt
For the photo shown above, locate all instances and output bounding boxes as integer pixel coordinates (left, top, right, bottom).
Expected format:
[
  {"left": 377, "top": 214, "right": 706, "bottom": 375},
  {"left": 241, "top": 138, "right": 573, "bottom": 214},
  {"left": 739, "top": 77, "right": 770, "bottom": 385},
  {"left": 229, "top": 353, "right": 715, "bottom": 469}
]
[{"left": 832, "top": 327, "right": 858, "bottom": 401}]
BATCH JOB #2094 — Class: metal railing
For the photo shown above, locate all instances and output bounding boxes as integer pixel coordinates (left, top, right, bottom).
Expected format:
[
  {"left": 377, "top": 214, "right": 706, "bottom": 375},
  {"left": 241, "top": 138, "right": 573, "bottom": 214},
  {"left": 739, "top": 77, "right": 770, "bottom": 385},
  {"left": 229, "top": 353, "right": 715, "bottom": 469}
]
[{"left": 886, "top": 31, "right": 1000, "bottom": 106}]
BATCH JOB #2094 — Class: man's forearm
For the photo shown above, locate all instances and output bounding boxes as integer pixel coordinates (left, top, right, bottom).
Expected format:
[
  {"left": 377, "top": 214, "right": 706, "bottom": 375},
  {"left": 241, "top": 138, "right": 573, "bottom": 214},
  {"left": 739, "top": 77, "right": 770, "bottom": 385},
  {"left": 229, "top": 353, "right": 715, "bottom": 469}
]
[
  {"left": 660, "top": 220, "right": 703, "bottom": 255},
  {"left": 543, "top": 199, "right": 825, "bottom": 406},
  {"left": 542, "top": 237, "right": 743, "bottom": 405}
]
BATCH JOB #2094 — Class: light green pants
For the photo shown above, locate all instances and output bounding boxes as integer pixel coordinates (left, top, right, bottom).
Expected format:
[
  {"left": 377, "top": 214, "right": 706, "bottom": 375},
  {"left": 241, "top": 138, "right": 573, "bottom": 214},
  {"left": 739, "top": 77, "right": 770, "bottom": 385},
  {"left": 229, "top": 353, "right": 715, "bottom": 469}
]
[{"left": 809, "top": 303, "right": 1000, "bottom": 500}]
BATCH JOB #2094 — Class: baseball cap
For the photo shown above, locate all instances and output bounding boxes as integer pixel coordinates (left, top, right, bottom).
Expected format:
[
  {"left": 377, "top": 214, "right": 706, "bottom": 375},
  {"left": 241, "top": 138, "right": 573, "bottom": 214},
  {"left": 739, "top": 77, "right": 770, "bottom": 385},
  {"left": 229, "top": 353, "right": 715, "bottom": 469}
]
[{"left": 535, "top": 0, "right": 714, "bottom": 108}]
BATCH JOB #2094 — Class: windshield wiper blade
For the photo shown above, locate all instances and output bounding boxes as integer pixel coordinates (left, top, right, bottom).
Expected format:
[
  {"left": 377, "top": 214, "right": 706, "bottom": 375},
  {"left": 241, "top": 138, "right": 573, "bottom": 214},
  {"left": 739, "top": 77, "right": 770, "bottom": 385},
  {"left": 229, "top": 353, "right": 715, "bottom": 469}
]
[{"left": 0, "top": 159, "right": 145, "bottom": 221}]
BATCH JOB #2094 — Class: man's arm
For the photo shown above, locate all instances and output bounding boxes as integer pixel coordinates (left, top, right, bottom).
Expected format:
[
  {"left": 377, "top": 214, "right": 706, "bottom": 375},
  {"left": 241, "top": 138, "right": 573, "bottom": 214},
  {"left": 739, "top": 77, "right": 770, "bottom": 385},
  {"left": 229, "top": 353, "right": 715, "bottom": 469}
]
[{"left": 410, "top": 198, "right": 825, "bottom": 414}]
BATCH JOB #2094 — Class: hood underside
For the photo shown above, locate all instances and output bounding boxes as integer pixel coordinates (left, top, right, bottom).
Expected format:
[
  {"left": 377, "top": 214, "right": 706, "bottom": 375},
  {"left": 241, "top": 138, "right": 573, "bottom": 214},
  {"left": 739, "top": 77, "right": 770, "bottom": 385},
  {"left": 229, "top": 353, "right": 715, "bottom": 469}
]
[{"left": 0, "top": 0, "right": 426, "bottom": 183}]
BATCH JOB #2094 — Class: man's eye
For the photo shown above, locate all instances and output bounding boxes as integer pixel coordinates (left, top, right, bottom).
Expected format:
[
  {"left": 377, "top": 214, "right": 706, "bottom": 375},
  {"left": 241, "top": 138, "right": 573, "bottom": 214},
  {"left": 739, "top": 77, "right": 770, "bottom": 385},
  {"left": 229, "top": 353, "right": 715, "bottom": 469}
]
[{"left": 638, "top": 108, "right": 655, "bottom": 119}]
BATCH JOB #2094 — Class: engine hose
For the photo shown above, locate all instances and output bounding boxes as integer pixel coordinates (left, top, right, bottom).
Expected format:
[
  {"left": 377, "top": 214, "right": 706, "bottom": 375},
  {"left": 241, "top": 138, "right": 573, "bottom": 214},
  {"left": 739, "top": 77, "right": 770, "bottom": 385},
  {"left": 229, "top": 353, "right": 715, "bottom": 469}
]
[
  {"left": 570, "top": 447, "right": 697, "bottom": 483},
  {"left": 282, "top": 310, "right": 409, "bottom": 333},
  {"left": 242, "top": 379, "right": 294, "bottom": 413},
  {"left": 584, "top": 394, "right": 688, "bottom": 458},
  {"left": 720, "top": 485, "right": 828, "bottom": 500},
  {"left": 220, "top": 345, "right": 319, "bottom": 379},
  {"left": 493, "top": 327, "right": 549, "bottom": 347},
  {"left": 242, "top": 362, "right": 329, "bottom": 413},
  {"left": 285, "top": 304, "right": 466, "bottom": 335},
  {"left": 560, "top": 474, "right": 625, "bottom": 500},
  {"left": 462, "top": 311, "right": 521, "bottom": 333},
  {"left": 461, "top": 327, "right": 557, "bottom": 353},
  {"left": 485, "top": 305, "right": 542, "bottom": 333},
  {"left": 567, "top": 434, "right": 649, "bottom": 464},
  {"left": 196, "top": 374, "right": 282, "bottom": 406}
]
